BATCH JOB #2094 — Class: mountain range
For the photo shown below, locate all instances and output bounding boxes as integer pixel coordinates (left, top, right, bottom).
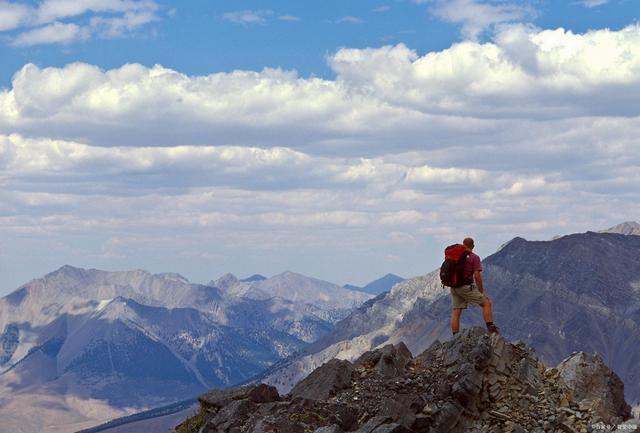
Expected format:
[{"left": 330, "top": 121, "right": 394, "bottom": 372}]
[
  {"left": 262, "top": 223, "right": 640, "bottom": 407},
  {"left": 2, "top": 220, "right": 638, "bottom": 433},
  {"left": 0, "top": 268, "right": 373, "bottom": 433}
]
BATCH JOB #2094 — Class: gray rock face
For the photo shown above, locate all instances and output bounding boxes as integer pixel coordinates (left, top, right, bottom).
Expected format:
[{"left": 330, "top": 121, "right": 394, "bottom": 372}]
[
  {"left": 557, "top": 351, "right": 631, "bottom": 422},
  {"left": 290, "top": 359, "right": 354, "bottom": 401},
  {"left": 180, "top": 328, "right": 634, "bottom": 433},
  {"left": 248, "top": 383, "right": 281, "bottom": 403},
  {"left": 355, "top": 342, "right": 413, "bottom": 378}
]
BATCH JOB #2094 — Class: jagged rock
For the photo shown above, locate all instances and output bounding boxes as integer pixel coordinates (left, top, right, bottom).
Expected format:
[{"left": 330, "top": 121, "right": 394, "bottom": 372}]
[
  {"left": 290, "top": 358, "right": 354, "bottom": 400},
  {"left": 430, "top": 402, "right": 463, "bottom": 433},
  {"left": 557, "top": 352, "right": 631, "bottom": 423},
  {"left": 182, "top": 328, "right": 634, "bottom": 433},
  {"left": 355, "top": 342, "right": 413, "bottom": 378},
  {"left": 248, "top": 383, "right": 280, "bottom": 403},
  {"left": 451, "top": 362, "right": 483, "bottom": 406},
  {"left": 210, "top": 399, "right": 256, "bottom": 430},
  {"left": 377, "top": 397, "right": 415, "bottom": 428},
  {"left": 199, "top": 386, "right": 253, "bottom": 411},
  {"left": 325, "top": 403, "right": 359, "bottom": 430}
]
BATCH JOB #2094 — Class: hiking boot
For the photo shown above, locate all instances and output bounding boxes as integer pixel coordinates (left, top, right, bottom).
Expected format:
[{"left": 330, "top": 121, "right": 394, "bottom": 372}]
[{"left": 487, "top": 324, "right": 500, "bottom": 334}]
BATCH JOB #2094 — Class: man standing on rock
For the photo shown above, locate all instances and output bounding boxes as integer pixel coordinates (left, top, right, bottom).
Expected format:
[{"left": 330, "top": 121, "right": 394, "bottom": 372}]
[{"left": 450, "top": 237, "right": 500, "bottom": 336}]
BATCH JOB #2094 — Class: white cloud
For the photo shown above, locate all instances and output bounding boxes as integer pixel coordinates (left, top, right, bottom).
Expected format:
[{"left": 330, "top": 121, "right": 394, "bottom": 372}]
[
  {"left": 0, "top": 1, "right": 30, "bottom": 31},
  {"left": 336, "top": 16, "right": 364, "bottom": 24},
  {"left": 0, "top": 0, "right": 160, "bottom": 45},
  {"left": 12, "top": 21, "right": 90, "bottom": 45},
  {"left": 34, "top": 0, "right": 158, "bottom": 26},
  {"left": 576, "top": 0, "right": 608, "bottom": 7},
  {"left": 405, "top": 165, "right": 488, "bottom": 184},
  {"left": 90, "top": 10, "right": 158, "bottom": 38},
  {"left": 223, "top": 10, "right": 273, "bottom": 25},
  {"left": 423, "top": 0, "right": 533, "bottom": 40},
  {"left": 380, "top": 211, "right": 425, "bottom": 225}
]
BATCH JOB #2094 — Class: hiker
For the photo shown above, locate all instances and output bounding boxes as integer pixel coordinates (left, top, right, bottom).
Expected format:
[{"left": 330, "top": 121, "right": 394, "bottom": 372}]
[{"left": 441, "top": 237, "right": 499, "bottom": 336}]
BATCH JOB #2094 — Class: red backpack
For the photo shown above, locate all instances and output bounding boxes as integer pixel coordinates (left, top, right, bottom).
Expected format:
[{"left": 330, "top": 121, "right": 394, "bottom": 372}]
[{"left": 440, "top": 244, "right": 472, "bottom": 288}]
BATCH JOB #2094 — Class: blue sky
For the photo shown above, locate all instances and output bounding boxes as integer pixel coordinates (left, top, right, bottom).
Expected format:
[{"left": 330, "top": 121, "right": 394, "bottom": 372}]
[
  {"left": 0, "top": 0, "right": 639, "bottom": 294},
  {"left": 1, "top": 0, "right": 637, "bottom": 86}
]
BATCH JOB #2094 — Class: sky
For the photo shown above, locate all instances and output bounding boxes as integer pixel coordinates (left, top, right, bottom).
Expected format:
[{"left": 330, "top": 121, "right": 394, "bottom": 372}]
[{"left": 0, "top": 0, "right": 639, "bottom": 294}]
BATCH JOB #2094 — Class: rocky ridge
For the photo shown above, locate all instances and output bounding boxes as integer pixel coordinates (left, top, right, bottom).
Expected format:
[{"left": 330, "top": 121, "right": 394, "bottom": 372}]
[
  {"left": 177, "top": 327, "right": 637, "bottom": 433},
  {"left": 261, "top": 231, "right": 640, "bottom": 405}
]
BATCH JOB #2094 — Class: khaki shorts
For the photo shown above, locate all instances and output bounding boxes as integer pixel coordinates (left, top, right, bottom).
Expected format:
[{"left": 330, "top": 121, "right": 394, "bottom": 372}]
[{"left": 450, "top": 284, "right": 486, "bottom": 309}]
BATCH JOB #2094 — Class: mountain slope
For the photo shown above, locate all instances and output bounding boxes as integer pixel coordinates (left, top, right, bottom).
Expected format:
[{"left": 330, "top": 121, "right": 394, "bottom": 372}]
[{"left": 0, "top": 266, "right": 365, "bottom": 433}]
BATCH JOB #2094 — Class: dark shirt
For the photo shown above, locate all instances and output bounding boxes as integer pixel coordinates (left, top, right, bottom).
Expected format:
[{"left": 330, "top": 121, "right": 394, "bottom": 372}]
[{"left": 463, "top": 252, "right": 482, "bottom": 282}]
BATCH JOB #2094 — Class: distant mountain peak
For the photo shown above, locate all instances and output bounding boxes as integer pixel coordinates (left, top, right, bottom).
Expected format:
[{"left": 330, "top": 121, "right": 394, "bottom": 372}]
[
  {"left": 214, "top": 273, "right": 239, "bottom": 290},
  {"left": 497, "top": 236, "right": 528, "bottom": 252},
  {"left": 47, "top": 264, "right": 88, "bottom": 276},
  {"left": 342, "top": 273, "right": 405, "bottom": 296},
  {"left": 600, "top": 221, "right": 640, "bottom": 236}
]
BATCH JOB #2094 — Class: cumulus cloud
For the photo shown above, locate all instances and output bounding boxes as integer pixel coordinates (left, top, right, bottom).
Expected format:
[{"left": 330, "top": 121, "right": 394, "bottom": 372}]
[
  {"left": 2, "top": 24, "right": 640, "bottom": 288},
  {"left": 0, "top": 0, "right": 160, "bottom": 45},
  {"left": 3, "top": 24, "right": 639, "bottom": 148},
  {"left": 421, "top": 0, "right": 533, "bottom": 40}
]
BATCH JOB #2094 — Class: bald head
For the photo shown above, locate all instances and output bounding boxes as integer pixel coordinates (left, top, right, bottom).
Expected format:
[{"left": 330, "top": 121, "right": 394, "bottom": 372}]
[{"left": 463, "top": 237, "right": 475, "bottom": 250}]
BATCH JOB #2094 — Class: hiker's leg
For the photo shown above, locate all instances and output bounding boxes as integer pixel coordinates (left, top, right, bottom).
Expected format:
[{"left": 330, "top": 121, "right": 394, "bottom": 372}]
[
  {"left": 451, "top": 308, "right": 462, "bottom": 333},
  {"left": 482, "top": 296, "right": 494, "bottom": 323}
]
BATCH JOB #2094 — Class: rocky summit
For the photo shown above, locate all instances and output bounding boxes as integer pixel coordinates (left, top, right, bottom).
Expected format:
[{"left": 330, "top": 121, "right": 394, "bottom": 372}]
[{"left": 176, "top": 327, "right": 636, "bottom": 433}]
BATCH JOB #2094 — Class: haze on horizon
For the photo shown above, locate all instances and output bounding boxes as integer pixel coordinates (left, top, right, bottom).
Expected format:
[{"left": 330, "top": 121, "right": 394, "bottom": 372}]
[{"left": 1, "top": 0, "right": 639, "bottom": 295}]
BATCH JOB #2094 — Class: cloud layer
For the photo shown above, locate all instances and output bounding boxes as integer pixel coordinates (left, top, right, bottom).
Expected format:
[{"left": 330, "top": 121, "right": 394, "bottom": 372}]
[
  {"left": 0, "top": 0, "right": 159, "bottom": 45},
  {"left": 1, "top": 24, "right": 639, "bottom": 289}
]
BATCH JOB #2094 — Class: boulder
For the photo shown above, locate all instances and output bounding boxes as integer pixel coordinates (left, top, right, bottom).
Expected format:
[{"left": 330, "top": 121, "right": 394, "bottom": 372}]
[
  {"left": 199, "top": 386, "right": 253, "bottom": 411},
  {"left": 290, "top": 359, "right": 354, "bottom": 401},
  {"left": 355, "top": 342, "right": 413, "bottom": 378},
  {"left": 557, "top": 352, "right": 631, "bottom": 423},
  {"left": 210, "top": 399, "right": 256, "bottom": 430},
  {"left": 248, "top": 383, "right": 280, "bottom": 403},
  {"left": 377, "top": 397, "right": 416, "bottom": 428}
]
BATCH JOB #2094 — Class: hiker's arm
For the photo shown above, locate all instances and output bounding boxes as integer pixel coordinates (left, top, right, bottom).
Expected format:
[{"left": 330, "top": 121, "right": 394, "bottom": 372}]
[{"left": 475, "top": 271, "right": 484, "bottom": 293}]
